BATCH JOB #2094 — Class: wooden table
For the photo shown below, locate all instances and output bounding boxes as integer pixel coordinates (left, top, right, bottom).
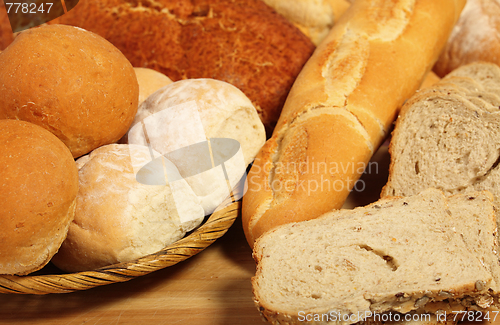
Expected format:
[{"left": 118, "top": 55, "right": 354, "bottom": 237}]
[
  {"left": 0, "top": 145, "right": 496, "bottom": 325},
  {"left": 0, "top": 219, "right": 263, "bottom": 325}
]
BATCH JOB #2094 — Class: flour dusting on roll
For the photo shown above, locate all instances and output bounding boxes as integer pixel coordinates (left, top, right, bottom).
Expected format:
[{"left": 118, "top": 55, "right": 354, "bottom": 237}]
[
  {"left": 125, "top": 78, "right": 266, "bottom": 215},
  {"left": 51, "top": 144, "right": 204, "bottom": 272}
]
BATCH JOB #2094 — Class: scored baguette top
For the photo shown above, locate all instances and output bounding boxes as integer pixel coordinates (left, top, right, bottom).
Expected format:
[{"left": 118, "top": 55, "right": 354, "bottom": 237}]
[{"left": 242, "top": 0, "right": 466, "bottom": 247}]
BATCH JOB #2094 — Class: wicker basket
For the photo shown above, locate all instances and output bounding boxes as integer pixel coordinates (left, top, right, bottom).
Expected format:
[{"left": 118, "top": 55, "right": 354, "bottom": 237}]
[{"left": 0, "top": 194, "right": 241, "bottom": 295}]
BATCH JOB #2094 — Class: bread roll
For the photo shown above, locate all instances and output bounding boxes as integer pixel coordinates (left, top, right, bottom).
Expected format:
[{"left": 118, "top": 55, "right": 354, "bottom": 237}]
[
  {"left": 242, "top": 0, "right": 466, "bottom": 247},
  {"left": 0, "top": 119, "right": 78, "bottom": 275},
  {"left": 0, "top": 1, "right": 13, "bottom": 49},
  {"left": 433, "top": 0, "right": 500, "bottom": 78},
  {"left": 134, "top": 67, "right": 173, "bottom": 104},
  {"left": 0, "top": 24, "right": 139, "bottom": 158},
  {"left": 262, "top": 0, "right": 351, "bottom": 45},
  {"left": 126, "top": 78, "right": 266, "bottom": 215},
  {"left": 51, "top": 144, "right": 204, "bottom": 272},
  {"left": 46, "top": 0, "right": 316, "bottom": 133}
]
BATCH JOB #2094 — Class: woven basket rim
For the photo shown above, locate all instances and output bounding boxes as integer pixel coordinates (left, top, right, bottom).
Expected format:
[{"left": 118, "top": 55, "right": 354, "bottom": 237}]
[{"left": 0, "top": 196, "right": 241, "bottom": 295}]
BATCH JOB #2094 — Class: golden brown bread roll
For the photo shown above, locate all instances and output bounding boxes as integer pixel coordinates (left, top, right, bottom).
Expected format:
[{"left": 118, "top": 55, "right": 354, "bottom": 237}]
[
  {"left": 242, "top": 0, "right": 466, "bottom": 247},
  {"left": 133, "top": 67, "right": 173, "bottom": 104},
  {"left": 0, "top": 24, "right": 139, "bottom": 158},
  {"left": 0, "top": 119, "right": 78, "bottom": 275},
  {"left": 433, "top": 0, "right": 500, "bottom": 77},
  {"left": 46, "top": 0, "right": 316, "bottom": 134}
]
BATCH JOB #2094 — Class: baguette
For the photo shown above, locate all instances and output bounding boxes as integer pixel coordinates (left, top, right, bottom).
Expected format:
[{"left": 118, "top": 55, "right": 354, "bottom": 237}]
[{"left": 242, "top": 0, "right": 466, "bottom": 247}]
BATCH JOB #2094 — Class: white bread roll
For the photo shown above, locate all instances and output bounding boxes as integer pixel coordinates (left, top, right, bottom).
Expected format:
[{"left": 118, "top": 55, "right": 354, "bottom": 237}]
[
  {"left": 0, "top": 119, "right": 78, "bottom": 275},
  {"left": 133, "top": 67, "right": 173, "bottom": 104},
  {"left": 126, "top": 78, "right": 266, "bottom": 215},
  {"left": 51, "top": 144, "right": 204, "bottom": 272},
  {"left": 242, "top": 0, "right": 466, "bottom": 247}
]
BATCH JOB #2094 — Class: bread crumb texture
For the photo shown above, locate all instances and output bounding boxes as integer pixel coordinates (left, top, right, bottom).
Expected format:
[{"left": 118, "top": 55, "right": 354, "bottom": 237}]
[
  {"left": 383, "top": 62, "right": 500, "bottom": 207},
  {"left": 252, "top": 189, "right": 500, "bottom": 324}
]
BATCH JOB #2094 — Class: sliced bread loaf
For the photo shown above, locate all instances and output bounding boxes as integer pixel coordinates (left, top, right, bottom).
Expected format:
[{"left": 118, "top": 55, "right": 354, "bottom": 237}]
[
  {"left": 382, "top": 62, "right": 500, "bottom": 201},
  {"left": 252, "top": 189, "right": 498, "bottom": 325}
]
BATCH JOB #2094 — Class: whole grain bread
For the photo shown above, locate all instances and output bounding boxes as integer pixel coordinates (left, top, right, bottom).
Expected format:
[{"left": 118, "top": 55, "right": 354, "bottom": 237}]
[
  {"left": 381, "top": 62, "right": 500, "bottom": 216},
  {"left": 43, "top": 0, "right": 316, "bottom": 134},
  {"left": 252, "top": 189, "right": 500, "bottom": 325}
]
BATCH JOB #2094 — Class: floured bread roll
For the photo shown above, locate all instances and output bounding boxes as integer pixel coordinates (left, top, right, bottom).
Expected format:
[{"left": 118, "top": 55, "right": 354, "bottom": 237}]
[
  {"left": 433, "top": 0, "right": 500, "bottom": 77},
  {"left": 51, "top": 144, "right": 204, "bottom": 272},
  {"left": 126, "top": 78, "right": 266, "bottom": 215},
  {"left": 134, "top": 67, "right": 173, "bottom": 104}
]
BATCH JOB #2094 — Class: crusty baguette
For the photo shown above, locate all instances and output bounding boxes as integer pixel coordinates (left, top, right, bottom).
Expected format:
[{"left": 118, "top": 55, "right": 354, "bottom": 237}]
[{"left": 242, "top": 0, "right": 466, "bottom": 247}]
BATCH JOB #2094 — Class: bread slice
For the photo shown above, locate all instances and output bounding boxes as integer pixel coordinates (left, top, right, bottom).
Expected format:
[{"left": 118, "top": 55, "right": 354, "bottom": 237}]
[
  {"left": 382, "top": 62, "right": 500, "bottom": 202},
  {"left": 252, "top": 189, "right": 498, "bottom": 325}
]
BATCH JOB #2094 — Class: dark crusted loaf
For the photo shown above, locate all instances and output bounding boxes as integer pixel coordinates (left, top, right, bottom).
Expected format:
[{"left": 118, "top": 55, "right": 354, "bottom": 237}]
[{"left": 40, "top": 0, "right": 316, "bottom": 133}]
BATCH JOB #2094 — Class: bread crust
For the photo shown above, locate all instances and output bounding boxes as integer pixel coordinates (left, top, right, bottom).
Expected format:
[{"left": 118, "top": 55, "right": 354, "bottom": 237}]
[
  {"left": 261, "top": 0, "right": 352, "bottom": 45},
  {"left": 46, "top": 0, "right": 316, "bottom": 133},
  {"left": 242, "top": 0, "right": 466, "bottom": 247},
  {"left": 433, "top": 0, "right": 500, "bottom": 77},
  {"left": 134, "top": 67, "right": 173, "bottom": 104},
  {"left": 0, "top": 120, "right": 78, "bottom": 275},
  {"left": 0, "top": 24, "right": 139, "bottom": 158}
]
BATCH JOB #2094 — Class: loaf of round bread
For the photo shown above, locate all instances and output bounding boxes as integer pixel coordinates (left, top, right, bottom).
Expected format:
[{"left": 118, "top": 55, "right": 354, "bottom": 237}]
[
  {"left": 0, "top": 24, "right": 139, "bottom": 158},
  {"left": 433, "top": 0, "right": 500, "bottom": 77},
  {"left": 125, "top": 78, "right": 266, "bottom": 215},
  {"left": 134, "top": 67, "right": 173, "bottom": 104},
  {"left": 0, "top": 119, "right": 78, "bottom": 275},
  {"left": 51, "top": 144, "right": 205, "bottom": 272},
  {"left": 46, "top": 0, "right": 316, "bottom": 133}
]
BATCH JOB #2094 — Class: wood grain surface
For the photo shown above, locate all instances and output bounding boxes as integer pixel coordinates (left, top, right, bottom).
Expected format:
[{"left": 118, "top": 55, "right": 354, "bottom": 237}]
[
  {"left": 0, "top": 220, "right": 262, "bottom": 325},
  {"left": 0, "top": 144, "right": 498, "bottom": 325}
]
